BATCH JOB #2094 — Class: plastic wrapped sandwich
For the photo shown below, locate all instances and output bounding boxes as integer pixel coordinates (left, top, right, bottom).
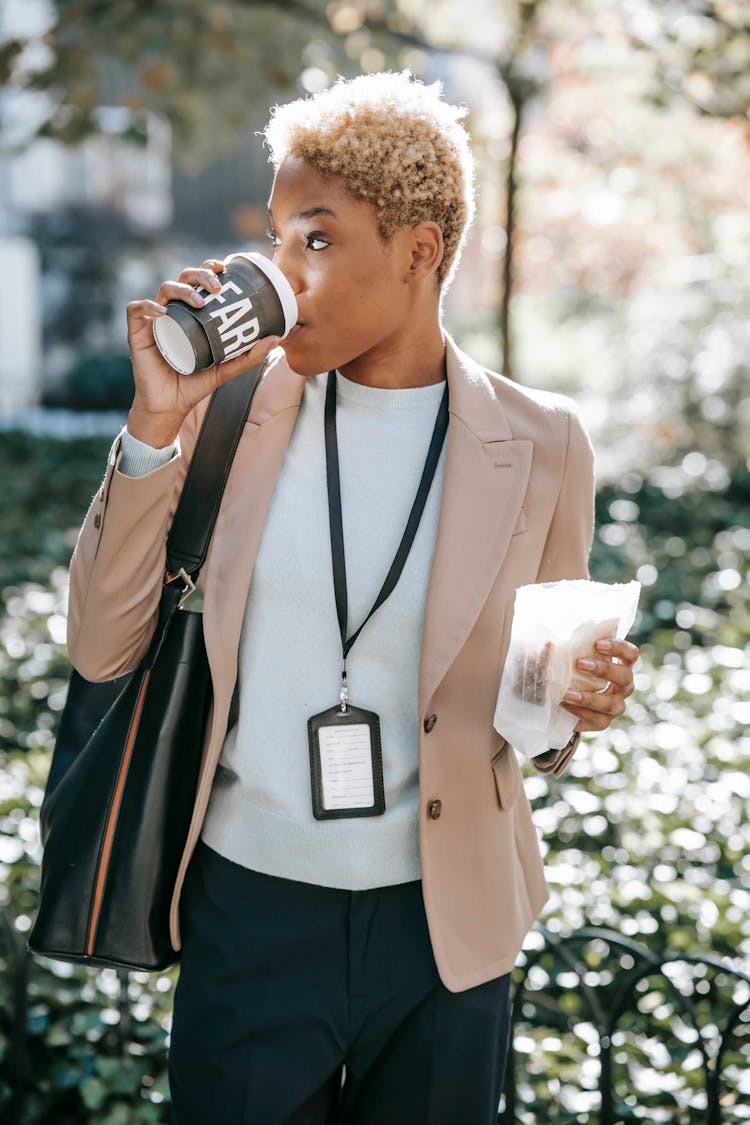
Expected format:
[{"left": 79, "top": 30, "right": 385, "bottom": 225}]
[{"left": 494, "top": 579, "right": 641, "bottom": 761}]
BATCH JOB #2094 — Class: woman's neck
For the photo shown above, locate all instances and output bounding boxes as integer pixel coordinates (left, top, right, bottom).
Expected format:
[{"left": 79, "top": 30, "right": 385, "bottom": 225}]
[{"left": 339, "top": 324, "right": 447, "bottom": 389}]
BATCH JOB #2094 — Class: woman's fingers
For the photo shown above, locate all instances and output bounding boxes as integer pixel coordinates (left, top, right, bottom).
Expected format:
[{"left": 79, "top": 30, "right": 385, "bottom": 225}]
[
  {"left": 562, "top": 636, "right": 639, "bottom": 733},
  {"left": 177, "top": 261, "right": 226, "bottom": 291},
  {"left": 153, "top": 262, "right": 227, "bottom": 309},
  {"left": 126, "top": 298, "right": 169, "bottom": 322},
  {"left": 125, "top": 299, "right": 169, "bottom": 351},
  {"left": 198, "top": 259, "right": 226, "bottom": 274},
  {"left": 153, "top": 279, "right": 211, "bottom": 309},
  {"left": 574, "top": 638, "right": 639, "bottom": 692},
  {"left": 561, "top": 685, "right": 628, "bottom": 731},
  {"left": 176, "top": 267, "right": 224, "bottom": 291},
  {"left": 574, "top": 658, "right": 633, "bottom": 695},
  {"left": 595, "top": 638, "right": 639, "bottom": 664}
]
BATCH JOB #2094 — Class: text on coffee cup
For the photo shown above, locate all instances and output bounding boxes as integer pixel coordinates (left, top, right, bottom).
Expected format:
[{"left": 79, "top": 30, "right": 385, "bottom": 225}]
[{"left": 203, "top": 279, "right": 261, "bottom": 357}]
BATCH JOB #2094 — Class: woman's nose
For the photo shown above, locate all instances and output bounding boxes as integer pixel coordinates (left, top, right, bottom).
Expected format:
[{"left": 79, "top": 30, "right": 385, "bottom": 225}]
[{"left": 272, "top": 244, "right": 302, "bottom": 295}]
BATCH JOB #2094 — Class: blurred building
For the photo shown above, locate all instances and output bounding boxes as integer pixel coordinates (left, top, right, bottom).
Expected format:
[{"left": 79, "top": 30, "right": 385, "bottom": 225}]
[
  {"left": 0, "top": 0, "right": 503, "bottom": 411},
  {"left": 0, "top": 0, "right": 172, "bottom": 408}
]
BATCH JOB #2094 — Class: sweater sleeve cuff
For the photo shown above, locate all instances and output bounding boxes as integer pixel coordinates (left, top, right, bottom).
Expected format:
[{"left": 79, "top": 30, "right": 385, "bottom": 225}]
[{"left": 119, "top": 427, "right": 180, "bottom": 478}]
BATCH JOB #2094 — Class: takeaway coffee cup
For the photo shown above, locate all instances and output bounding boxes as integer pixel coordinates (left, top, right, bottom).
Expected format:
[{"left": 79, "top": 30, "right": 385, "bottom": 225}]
[{"left": 152, "top": 251, "right": 297, "bottom": 374}]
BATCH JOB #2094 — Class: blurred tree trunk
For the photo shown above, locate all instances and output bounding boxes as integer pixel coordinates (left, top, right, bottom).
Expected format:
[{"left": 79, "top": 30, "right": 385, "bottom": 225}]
[{"left": 501, "top": 84, "right": 524, "bottom": 381}]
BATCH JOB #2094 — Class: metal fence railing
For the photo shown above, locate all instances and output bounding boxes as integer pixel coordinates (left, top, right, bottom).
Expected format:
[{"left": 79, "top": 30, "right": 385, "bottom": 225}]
[
  {"left": 500, "top": 925, "right": 750, "bottom": 1124},
  {"left": 3, "top": 907, "right": 749, "bottom": 1124}
]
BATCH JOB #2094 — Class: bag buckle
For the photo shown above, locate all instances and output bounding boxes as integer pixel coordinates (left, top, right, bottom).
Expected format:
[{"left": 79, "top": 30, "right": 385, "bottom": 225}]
[{"left": 164, "top": 567, "right": 196, "bottom": 608}]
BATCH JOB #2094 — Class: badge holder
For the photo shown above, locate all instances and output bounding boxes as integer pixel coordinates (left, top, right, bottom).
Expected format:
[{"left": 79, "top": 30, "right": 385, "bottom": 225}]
[{"left": 308, "top": 672, "right": 385, "bottom": 820}]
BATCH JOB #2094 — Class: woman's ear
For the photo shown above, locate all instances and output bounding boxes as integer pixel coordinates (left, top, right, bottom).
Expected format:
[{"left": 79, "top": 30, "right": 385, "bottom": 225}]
[{"left": 407, "top": 222, "right": 444, "bottom": 282}]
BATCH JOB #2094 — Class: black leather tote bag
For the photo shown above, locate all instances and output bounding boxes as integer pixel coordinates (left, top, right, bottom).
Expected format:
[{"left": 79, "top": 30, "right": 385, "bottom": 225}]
[
  {"left": 30, "top": 599, "right": 209, "bottom": 970},
  {"left": 28, "top": 364, "right": 264, "bottom": 971}
]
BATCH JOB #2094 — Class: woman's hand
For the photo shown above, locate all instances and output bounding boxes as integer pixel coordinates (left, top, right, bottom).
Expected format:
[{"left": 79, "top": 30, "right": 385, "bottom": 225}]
[
  {"left": 561, "top": 638, "right": 639, "bottom": 733},
  {"left": 125, "top": 259, "right": 281, "bottom": 447}
]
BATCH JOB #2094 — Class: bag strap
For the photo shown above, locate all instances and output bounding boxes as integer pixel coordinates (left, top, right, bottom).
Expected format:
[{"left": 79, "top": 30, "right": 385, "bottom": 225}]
[
  {"left": 165, "top": 361, "right": 267, "bottom": 587},
  {"left": 139, "top": 363, "right": 266, "bottom": 670}
]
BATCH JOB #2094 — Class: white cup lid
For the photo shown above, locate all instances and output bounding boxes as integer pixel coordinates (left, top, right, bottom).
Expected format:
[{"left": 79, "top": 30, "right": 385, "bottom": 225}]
[
  {"left": 225, "top": 251, "right": 298, "bottom": 338},
  {"left": 152, "top": 315, "right": 197, "bottom": 374}
]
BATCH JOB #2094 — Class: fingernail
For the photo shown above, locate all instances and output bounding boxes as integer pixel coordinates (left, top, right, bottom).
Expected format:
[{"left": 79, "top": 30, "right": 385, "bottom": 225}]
[
  {"left": 190, "top": 291, "right": 204, "bottom": 305},
  {"left": 578, "top": 659, "right": 596, "bottom": 671},
  {"left": 596, "top": 639, "right": 613, "bottom": 652},
  {"left": 209, "top": 276, "right": 222, "bottom": 290},
  {"left": 565, "top": 690, "right": 583, "bottom": 702}
]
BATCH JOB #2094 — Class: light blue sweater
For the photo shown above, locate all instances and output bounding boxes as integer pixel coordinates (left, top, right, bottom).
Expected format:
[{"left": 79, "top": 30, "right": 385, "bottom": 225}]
[{"left": 120, "top": 371, "right": 447, "bottom": 889}]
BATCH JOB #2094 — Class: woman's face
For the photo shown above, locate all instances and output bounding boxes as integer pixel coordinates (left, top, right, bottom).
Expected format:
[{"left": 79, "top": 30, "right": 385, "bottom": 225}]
[{"left": 267, "top": 156, "right": 417, "bottom": 377}]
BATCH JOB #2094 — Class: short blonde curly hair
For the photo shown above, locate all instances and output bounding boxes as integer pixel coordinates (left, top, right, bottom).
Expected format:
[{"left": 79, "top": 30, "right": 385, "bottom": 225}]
[{"left": 263, "top": 71, "right": 475, "bottom": 289}]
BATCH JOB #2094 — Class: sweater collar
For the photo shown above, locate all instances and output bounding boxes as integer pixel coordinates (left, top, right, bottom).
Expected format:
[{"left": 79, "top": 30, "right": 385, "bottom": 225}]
[{"left": 251, "top": 334, "right": 514, "bottom": 443}]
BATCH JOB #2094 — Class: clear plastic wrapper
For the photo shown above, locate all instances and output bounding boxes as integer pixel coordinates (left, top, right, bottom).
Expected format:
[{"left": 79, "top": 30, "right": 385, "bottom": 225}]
[{"left": 493, "top": 579, "right": 641, "bottom": 761}]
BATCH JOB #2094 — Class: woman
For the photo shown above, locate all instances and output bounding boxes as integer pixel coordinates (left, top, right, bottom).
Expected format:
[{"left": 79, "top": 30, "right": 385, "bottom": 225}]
[{"left": 68, "top": 72, "right": 638, "bottom": 1124}]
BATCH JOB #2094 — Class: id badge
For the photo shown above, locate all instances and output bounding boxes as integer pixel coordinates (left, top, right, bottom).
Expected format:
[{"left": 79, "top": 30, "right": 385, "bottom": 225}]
[{"left": 307, "top": 704, "right": 385, "bottom": 820}]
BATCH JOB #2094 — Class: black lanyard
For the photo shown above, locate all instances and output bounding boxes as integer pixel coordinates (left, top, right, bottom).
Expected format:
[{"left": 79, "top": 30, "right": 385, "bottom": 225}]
[{"left": 324, "top": 370, "right": 449, "bottom": 706}]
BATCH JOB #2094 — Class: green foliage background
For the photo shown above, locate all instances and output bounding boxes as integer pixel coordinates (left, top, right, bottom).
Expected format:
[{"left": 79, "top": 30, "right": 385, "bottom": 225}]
[
  {"left": 2, "top": 0, "right": 749, "bottom": 1119},
  {"left": 0, "top": 430, "right": 748, "bottom": 1122}
]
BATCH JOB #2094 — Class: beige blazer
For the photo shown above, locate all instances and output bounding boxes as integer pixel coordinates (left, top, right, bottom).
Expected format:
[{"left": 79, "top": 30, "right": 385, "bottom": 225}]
[{"left": 68, "top": 336, "right": 594, "bottom": 992}]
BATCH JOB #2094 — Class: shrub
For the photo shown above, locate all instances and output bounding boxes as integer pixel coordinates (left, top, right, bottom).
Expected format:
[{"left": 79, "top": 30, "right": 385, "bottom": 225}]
[
  {"left": 1, "top": 431, "right": 748, "bottom": 1120},
  {"left": 42, "top": 354, "right": 135, "bottom": 413}
]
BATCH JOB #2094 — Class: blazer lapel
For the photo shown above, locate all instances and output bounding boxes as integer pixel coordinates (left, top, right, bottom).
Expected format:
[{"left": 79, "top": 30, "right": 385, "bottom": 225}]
[
  {"left": 418, "top": 339, "right": 532, "bottom": 711},
  {"left": 201, "top": 357, "right": 306, "bottom": 714}
]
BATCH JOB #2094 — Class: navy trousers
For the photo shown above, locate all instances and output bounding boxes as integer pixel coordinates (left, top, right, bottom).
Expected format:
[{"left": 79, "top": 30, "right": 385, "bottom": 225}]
[{"left": 169, "top": 840, "right": 511, "bottom": 1124}]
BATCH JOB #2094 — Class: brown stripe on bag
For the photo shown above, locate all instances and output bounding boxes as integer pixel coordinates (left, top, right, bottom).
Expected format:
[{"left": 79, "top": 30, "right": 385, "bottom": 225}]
[{"left": 85, "top": 669, "right": 151, "bottom": 956}]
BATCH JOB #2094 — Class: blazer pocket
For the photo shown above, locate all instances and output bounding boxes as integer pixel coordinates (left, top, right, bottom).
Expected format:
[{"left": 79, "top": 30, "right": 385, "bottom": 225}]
[{"left": 491, "top": 741, "right": 522, "bottom": 810}]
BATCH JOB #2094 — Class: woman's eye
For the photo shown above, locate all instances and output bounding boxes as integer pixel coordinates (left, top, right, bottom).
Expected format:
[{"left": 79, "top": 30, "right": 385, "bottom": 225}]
[
  {"left": 266, "top": 229, "right": 281, "bottom": 248},
  {"left": 307, "top": 235, "right": 329, "bottom": 251}
]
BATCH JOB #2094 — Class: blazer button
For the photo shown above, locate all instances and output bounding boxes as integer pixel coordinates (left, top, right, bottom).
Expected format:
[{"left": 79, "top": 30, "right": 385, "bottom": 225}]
[
  {"left": 423, "top": 713, "right": 437, "bottom": 733},
  {"left": 427, "top": 798, "right": 442, "bottom": 820}
]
